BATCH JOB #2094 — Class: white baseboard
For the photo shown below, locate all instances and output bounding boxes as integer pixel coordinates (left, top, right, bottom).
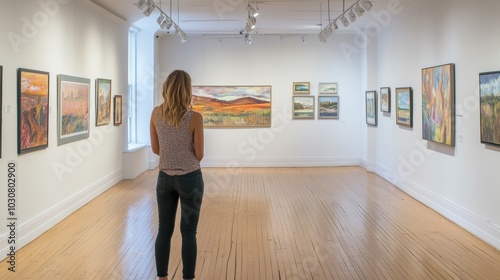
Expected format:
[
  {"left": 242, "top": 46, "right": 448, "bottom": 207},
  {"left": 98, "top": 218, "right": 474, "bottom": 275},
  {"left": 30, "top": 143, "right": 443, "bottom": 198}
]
[
  {"left": 201, "top": 156, "right": 361, "bottom": 167},
  {"left": 0, "top": 170, "right": 123, "bottom": 258},
  {"left": 374, "top": 163, "right": 500, "bottom": 250}
]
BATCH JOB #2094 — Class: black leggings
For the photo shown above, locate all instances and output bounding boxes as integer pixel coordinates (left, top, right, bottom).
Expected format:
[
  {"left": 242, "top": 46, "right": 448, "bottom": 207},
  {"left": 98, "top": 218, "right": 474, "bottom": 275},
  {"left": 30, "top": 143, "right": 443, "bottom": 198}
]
[{"left": 155, "top": 170, "right": 204, "bottom": 279}]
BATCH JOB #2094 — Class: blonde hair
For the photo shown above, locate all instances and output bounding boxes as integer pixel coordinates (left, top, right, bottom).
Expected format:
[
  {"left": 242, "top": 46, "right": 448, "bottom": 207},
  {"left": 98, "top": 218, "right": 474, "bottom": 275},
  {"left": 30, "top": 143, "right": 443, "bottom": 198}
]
[{"left": 160, "top": 70, "right": 192, "bottom": 128}]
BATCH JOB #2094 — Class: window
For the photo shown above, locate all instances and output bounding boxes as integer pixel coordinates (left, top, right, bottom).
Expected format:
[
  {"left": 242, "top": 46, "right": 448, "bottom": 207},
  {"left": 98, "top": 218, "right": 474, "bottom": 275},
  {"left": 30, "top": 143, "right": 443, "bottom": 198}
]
[{"left": 128, "top": 27, "right": 139, "bottom": 147}]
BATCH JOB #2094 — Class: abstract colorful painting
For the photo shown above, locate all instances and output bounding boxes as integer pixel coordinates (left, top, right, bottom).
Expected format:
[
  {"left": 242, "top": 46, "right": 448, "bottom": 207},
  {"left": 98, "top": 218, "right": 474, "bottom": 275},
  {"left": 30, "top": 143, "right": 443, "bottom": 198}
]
[
  {"left": 18, "top": 68, "right": 50, "bottom": 154},
  {"left": 365, "top": 90, "right": 377, "bottom": 126},
  {"left": 396, "top": 87, "right": 413, "bottom": 127},
  {"left": 96, "top": 78, "right": 111, "bottom": 126},
  {"left": 192, "top": 86, "right": 271, "bottom": 127},
  {"left": 318, "top": 95, "right": 339, "bottom": 119},
  {"left": 422, "top": 63, "right": 455, "bottom": 146},
  {"left": 58, "top": 75, "right": 90, "bottom": 145},
  {"left": 479, "top": 71, "right": 500, "bottom": 146},
  {"left": 293, "top": 96, "right": 314, "bottom": 119}
]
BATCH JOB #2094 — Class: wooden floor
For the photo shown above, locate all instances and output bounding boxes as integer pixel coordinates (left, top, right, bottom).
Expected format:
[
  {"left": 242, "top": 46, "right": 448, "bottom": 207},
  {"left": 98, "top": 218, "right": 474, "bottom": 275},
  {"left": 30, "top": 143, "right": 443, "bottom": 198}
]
[{"left": 2, "top": 167, "right": 500, "bottom": 279}]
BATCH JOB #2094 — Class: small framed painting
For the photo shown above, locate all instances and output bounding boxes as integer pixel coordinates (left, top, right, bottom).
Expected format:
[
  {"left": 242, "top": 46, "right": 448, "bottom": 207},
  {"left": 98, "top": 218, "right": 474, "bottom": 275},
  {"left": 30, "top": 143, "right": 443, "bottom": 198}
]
[
  {"left": 96, "top": 78, "right": 112, "bottom": 126},
  {"left": 318, "top": 95, "right": 339, "bottom": 119},
  {"left": 57, "top": 74, "right": 90, "bottom": 146},
  {"left": 396, "top": 87, "right": 413, "bottom": 127},
  {"left": 18, "top": 68, "right": 50, "bottom": 154},
  {"left": 293, "top": 96, "right": 314, "bottom": 119},
  {"left": 365, "top": 90, "right": 377, "bottom": 126},
  {"left": 380, "top": 87, "right": 391, "bottom": 113},
  {"left": 479, "top": 71, "right": 500, "bottom": 146},
  {"left": 293, "top": 82, "right": 310, "bottom": 94},
  {"left": 319, "top": 82, "right": 338, "bottom": 94},
  {"left": 114, "top": 95, "right": 123, "bottom": 125}
]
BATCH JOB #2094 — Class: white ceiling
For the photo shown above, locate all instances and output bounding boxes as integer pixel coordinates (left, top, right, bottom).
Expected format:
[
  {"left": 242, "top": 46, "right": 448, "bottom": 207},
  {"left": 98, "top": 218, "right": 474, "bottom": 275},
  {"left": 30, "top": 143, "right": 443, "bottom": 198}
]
[{"left": 89, "top": 0, "right": 395, "bottom": 35}]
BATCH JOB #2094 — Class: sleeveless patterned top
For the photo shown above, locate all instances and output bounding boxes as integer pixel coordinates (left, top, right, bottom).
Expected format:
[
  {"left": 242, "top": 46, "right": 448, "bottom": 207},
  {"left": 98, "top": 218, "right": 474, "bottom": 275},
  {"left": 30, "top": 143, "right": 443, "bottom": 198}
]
[{"left": 156, "top": 109, "right": 200, "bottom": 175}]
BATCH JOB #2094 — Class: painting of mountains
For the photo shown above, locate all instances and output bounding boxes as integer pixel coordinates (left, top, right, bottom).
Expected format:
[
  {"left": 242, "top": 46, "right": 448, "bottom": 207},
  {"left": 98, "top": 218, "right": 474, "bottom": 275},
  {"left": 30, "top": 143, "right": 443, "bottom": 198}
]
[
  {"left": 480, "top": 71, "right": 500, "bottom": 146},
  {"left": 192, "top": 86, "right": 271, "bottom": 127}
]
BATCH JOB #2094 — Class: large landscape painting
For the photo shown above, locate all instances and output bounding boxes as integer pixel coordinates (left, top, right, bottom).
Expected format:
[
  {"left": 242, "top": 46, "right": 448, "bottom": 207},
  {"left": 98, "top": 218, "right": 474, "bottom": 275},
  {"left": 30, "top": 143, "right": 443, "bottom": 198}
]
[
  {"left": 480, "top": 71, "right": 500, "bottom": 146},
  {"left": 192, "top": 86, "right": 271, "bottom": 127}
]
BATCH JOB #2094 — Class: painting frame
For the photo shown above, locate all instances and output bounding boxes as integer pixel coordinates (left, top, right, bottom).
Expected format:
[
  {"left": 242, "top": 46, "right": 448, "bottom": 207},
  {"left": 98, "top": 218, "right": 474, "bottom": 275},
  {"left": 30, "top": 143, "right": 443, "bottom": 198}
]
[
  {"left": 192, "top": 85, "right": 272, "bottom": 127},
  {"left": 422, "top": 63, "right": 455, "bottom": 146},
  {"left": 396, "top": 87, "right": 413, "bottom": 127},
  {"left": 365, "top": 90, "right": 377, "bottom": 126},
  {"left": 479, "top": 71, "right": 500, "bottom": 146},
  {"left": 318, "top": 95, "right": 339, "bottom": 119},
  {"left": 18, "top": 68, "right": 50, "bottom": 155},
  {"left": 293, "top": 82, "right": 310, "bottom": 94},
  {"left": 114, "top": 95, "right": 123, "bottom": 126},
  {"left": 380, "top": 87, "right": 391, "bottom": 113},
  {"left": 57, "top": 74, "right": 90, "bottom": 146},
  {"left": 96, "top": 78, "right": 112, "bottom": 126},
  {"left": 319, "top": 82, "right": 338, "bottom": 94},
  {"left": 0, "top": 65, "right": 2, "bottom": 158},
  {"left": 293, "top": 95, "right": 315, "bottom": 119}
]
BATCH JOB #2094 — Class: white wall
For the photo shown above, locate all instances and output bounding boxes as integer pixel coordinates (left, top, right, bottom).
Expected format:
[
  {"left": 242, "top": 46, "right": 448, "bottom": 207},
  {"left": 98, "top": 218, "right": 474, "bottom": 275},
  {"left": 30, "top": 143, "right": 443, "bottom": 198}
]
[
  {"left": 153, "top": 33, "right": 364, "bottom": 167},
  {"left": 0, "top": 0, "right": 128, "bottom": 255},
  {"left": 369, "top": 0, "right": 500, "bottom": 249}
]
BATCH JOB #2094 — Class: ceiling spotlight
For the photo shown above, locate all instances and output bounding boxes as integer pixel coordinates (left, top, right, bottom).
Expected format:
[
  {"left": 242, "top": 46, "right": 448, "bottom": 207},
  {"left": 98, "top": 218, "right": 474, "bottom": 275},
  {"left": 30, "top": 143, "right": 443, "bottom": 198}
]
[
  {"left": 318, "top": 33, "right": 326, "bottom": 43},
  {"left": 135, "top": 0, "right": 146, "bottom": 10},
  {"left": 244, "top": 34, "right": 252, "bottom": 45},
  {"left": 164, "top": 18, "right": 173, "bottom": 30},
  {"left": 354, "top": 3, "right": 365, "bottom": 17},
  {"left": 348, "top": 8, "right": 356, "bottom": 23},
  {"left": 179, "top": 31, "right": 187, "bottom": 43},
  {"left": 340, "top": 15, "right": 349, "bottom": 27},
  {"left": 331, "top": 20, "right": 339, "bottom": 31},
  {"left": 143, "top": 1, "right": 155, "bottom": 16},
  {"left": 245, "top": 23, "right": 252, "bottom": 33},
  {"left": 247, "top": 16, "right": 256, "bottom": 29},
  {"left": 157, "top": 13, "right": 166, "bottom": 26},
  {"left": 360, "top": 0, "right": 373, "bottom": 11},
  {"left": 247, "top": 4, "right": 259, "bottom": 18}
]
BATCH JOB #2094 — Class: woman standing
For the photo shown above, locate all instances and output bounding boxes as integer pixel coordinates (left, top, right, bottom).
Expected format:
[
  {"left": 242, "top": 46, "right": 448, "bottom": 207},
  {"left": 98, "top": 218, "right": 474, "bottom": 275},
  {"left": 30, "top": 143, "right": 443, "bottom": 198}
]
[{"left": 150, "top": 70, "right": 204, "bottom": 280}]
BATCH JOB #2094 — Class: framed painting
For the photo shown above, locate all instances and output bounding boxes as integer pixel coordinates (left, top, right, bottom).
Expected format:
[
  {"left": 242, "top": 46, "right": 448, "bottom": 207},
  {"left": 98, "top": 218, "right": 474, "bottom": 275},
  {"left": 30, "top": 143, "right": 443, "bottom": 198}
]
[
  {"left": 479, "top": 71, "right": 500, "bottom": 146},
  {"left": 318, "top": 95, "right": 339, "bottom": 119},
  {"left": 422, "top": 63, "right": 455, "bottom": 146},
  {"left": 18, "top": 68, "right": 50, "bottom": 154},
  {"left": 293, "top": 96, "right": 314, "bottom": 119},
  {"left": 319, "top": 82, "right": 338, "bottom": 94},
  {"left": 96, "top": 78, "right": 111, "bottom": 126},
  {"left": 57, "top": 75, "right": 90, "bottom": 146},
  {"left": 114, "top": 95, "right": 123, "bottom": 126},
  {"left": 192, "top": 86, "right": 271, "bottom": 127},
  {"left": 293, "top": 82, "right": 310, "bottom": 94},
  {"left": 366, "top": 90, "right": 377, "bottom": 126},
  {"left": 0, "top": 65, "right": 2, "bottom": 158},
  {"left": 396, "top": 87, "right": 413, "bottom": 127},
  {"left": 380, "top": 87, "right": 391, "bottom": 113}
]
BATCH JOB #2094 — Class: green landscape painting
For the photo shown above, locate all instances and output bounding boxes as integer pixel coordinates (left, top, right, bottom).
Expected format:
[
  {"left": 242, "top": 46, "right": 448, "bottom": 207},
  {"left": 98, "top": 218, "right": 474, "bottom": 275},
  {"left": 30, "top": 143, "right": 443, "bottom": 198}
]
[{"left": 480, "top": 71, "right": 500, "bottom": 146}]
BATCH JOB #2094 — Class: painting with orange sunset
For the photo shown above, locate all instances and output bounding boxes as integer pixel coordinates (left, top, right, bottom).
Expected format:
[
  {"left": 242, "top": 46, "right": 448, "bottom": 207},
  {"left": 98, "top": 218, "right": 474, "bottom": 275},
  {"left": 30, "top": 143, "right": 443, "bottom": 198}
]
[
  {"left": 18, "top": 69, "right": 50, "bottom": 154},
  {"left": 192, "top": 86, "right": 271, "bottom": 127}
]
